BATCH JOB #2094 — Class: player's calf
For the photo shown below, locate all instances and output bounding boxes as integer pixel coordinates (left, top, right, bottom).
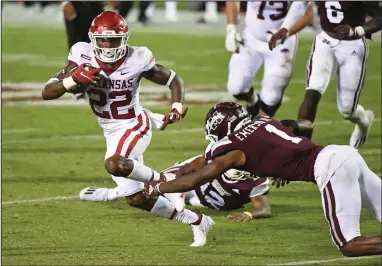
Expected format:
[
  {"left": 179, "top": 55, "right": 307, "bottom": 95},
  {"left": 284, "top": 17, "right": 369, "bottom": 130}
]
[
  {"left": 105, "top": 155, "right": 162, "bottom": 182},
  {"left": 340, "top": 235, "right": 382, "bottom": 257},
  {"left": 298, "top": 89, "right": 322, "bottom": 123},
  {"left": 126, "top": 191, "right": 157, "bottom": 211}
]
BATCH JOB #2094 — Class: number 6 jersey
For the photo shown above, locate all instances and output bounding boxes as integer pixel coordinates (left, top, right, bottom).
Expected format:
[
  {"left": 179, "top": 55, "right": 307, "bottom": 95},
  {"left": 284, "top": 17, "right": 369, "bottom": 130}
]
[
  {"left": 209, "top": 116, "right": 324, "bottom": 182},
  {"left": 68, "top": 42, "right": 155, "bottom": 129}
]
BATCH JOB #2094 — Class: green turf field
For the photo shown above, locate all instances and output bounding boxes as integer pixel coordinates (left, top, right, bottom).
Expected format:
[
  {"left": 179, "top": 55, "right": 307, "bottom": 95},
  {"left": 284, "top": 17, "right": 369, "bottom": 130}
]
[{"left": 2, "top": 25, "right": 381, "bottom": 265}]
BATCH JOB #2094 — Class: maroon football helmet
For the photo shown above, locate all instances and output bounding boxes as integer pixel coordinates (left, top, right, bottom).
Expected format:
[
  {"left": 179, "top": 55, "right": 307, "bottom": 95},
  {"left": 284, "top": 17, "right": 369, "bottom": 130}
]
[
  {"left": 89, "top": 11, "right": 130, "bottom": 63},
  {"left": 205, "top": 102, "right": 251, "bottom": 143}
]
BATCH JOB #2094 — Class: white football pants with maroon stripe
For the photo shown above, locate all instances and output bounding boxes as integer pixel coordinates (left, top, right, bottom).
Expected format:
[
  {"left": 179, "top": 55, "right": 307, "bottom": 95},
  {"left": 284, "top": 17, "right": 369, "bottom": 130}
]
[
  {"left": 306, "top": 31, "right": 368, "bottom": 117},
  {"left": 103, "top": 109, "right": 159, "bottom": 197},
  {"left": 314, "top": 145, "right": 381, "bottom": 249}
]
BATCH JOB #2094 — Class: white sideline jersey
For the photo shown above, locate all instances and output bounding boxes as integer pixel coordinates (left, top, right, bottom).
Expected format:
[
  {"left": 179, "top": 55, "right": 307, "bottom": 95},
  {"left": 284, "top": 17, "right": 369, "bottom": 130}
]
[
  {"left": 245, "top": 1, "right": 292, "bottom": 42},
  {"left": 68, "top": 42, "right": 155, "bottom": 129}
]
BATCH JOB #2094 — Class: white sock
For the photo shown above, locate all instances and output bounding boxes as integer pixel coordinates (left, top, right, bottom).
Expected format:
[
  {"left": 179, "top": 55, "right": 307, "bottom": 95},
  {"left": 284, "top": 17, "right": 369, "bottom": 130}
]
[
  {"left": 150, "top": 196, "right": 200, "bottom": 225},
  {"left": 173, "top": 209, "right": 201, "bottom": 225},
  {"left": 165, "top": 1, "right": 177, "bottom": 16},
  {"left": 346, "top": 104, "right": 369, "bottom": 130},
  {"left": 146, "top": 2, "right": 155, "bottom": 18},
  {"left": 206, "top": 2, "right": 217, "bottom": 13},
  {"left": 127, "top": 159, "right": 161, "bottom": 182}
]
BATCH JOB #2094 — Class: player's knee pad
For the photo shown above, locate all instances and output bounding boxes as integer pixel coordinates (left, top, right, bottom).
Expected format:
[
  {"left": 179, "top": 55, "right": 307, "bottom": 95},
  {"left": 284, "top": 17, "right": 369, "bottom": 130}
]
[
  {"left": 259, "top": 100, "right": 281, "bottom": 117},
  {"left": 232, "top": 87, "right": 254, "bottom": 102}
]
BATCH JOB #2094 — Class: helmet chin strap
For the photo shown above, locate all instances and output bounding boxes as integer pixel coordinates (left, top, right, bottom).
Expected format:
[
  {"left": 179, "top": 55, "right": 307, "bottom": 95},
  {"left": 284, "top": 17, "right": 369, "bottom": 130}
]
[{"left": 227, "top": 121, "right": 232, "bottom": 135}]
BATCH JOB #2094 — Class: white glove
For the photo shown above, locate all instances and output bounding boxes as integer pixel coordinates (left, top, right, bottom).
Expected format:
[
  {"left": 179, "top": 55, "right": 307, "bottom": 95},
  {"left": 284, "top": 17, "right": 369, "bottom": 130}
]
[{"left": 225, "top": 24, "right": 242, "bottom": 53}]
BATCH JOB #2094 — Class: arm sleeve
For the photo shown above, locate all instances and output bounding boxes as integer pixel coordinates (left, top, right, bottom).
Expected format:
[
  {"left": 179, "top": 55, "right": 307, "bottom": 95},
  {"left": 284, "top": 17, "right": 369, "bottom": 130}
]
[
  {"left": 210, "top": 137, "right": 236, "bottom": 159},
  {"left": 281, "top": 1, "right": 311, "bottom": 31}
]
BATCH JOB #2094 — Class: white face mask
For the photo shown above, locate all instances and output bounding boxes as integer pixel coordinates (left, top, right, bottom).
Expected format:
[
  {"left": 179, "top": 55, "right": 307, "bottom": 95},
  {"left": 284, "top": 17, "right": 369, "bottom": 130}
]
[{"left": 89, "top": 32, "right": 129, "bottom": 63}]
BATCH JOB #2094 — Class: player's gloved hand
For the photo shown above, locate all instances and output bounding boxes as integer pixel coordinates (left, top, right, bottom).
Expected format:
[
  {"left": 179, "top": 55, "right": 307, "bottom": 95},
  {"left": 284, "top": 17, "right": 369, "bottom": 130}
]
[
  {"left": 71, "top": 63, "right": 101, "bottom": 86},
  {"left": 143, "top": 181, "right": 163, "bottom": 197},
  {"left": 271, "top": 177, "right": 290, "bottom": 188},
  {"left": 225, "top": 24, "right": 243, "bottom": 53},
  {"left": 227, "top": 212, "right": 253, "bottom": 222},
  {"left": 334, "top": 24, "right": 365, "bottom": 40},
  {"left": 160, "top": 106, "right": 188, "bottom": 131},
  {"left": 268, "top": 28, "right": 289, "bottom": 51}
]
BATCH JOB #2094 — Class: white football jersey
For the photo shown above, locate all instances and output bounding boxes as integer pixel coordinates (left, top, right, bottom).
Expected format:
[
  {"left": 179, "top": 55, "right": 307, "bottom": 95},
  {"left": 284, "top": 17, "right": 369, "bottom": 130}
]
[
  {"left": 68, "top": 42, "right": 155, "bottom": 129},
  {"left": 245, "top": 1, "right": 292, "bottom": 42}
]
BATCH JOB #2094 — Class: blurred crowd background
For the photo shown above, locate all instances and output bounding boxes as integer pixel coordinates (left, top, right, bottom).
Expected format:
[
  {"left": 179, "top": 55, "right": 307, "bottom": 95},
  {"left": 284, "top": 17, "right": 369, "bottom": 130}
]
[{"left": 3, "top": 1, "right": 255, "bottom": 52}]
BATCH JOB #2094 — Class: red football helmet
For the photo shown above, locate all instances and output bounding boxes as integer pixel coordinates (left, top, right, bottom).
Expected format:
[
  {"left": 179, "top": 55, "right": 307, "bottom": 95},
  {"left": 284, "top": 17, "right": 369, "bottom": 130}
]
[
  {"left": 89, "top": 11, "right": 130, "bottom": 63},
  {"left": 205, "top": 102, "right": 251, "bottom": 143}
]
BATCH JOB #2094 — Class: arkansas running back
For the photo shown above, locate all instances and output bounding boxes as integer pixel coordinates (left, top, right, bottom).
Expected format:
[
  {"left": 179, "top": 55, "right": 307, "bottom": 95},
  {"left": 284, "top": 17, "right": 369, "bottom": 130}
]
[{"left": 42, "top": 11, "right": 213, "bottom": 247}]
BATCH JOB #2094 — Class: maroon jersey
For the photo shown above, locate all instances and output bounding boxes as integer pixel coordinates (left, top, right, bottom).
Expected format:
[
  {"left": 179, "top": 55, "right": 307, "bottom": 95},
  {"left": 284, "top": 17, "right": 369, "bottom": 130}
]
[
  {"left": 163, "top": 156, "right": 269, "bottom": 211},
  {"left": 210, "top": 116, "right": 324, "bottom": 182},
  {"left": 316, "top": 1, "right": 368, "bottom": 39}
]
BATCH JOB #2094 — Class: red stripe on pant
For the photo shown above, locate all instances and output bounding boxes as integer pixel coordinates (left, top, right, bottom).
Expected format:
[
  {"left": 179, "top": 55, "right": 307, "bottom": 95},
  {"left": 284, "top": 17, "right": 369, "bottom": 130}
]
[
  {"left": 125, "top": 111, "right": 151, "bottom": 158},
  {"left": 114, "top": 114, "right": 143, "bottom": 156},
  {"left": 323, "top": 187, "right": 342, "bottom": 248},
  {"left": 327, "top": 182, "right": 347, "bottom": 245}
]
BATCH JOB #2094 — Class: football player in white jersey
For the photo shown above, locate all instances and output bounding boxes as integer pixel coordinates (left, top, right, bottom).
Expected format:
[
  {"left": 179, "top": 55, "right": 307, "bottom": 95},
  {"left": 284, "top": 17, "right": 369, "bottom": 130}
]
[
  {"left": 225, "top": 1, "right": 314, "bottom": 117},
  {"left": 42, "top": 11, "right": 214, "bottom": 247},
  {"left": 269, "top": 1, "right": 382, "bottom": 148}
]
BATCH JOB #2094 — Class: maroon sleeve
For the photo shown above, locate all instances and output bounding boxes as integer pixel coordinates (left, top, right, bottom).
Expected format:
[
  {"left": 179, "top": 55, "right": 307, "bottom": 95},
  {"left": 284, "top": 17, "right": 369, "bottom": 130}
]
[{"left": 210, "top": 137, "right": 237, "bottom": 159}]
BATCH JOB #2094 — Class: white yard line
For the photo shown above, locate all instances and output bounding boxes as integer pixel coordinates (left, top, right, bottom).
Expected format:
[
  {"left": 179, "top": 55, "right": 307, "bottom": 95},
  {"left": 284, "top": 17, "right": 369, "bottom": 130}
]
[
  {"left": 2, "top": 118, "right": 380, "bottom": 145},
  {"left": 2, "top": 196, "right": 78, "bottom": 205},
  {"left": 266, "top": 255, "right": 381, "bottom": 266},
  {"left": 2, "top": 128, "right": 40, "bottom": 134}
]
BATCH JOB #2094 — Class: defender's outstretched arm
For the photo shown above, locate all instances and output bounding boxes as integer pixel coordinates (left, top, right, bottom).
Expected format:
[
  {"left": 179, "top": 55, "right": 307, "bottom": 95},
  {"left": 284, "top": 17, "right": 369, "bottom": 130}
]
[{"left": 145, "top": 150, "right": 246, "bottom": 195}]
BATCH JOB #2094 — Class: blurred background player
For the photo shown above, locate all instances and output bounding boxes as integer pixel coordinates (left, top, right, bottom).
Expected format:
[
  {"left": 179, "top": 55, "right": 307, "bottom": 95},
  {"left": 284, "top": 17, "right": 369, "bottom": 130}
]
[
  {"left": 269, "top": 1, "right": 382, "bottom": 147},
  {"left": 225, "top": 1, "right": 314, "bottom": 117},
  {"left": 114, "top": 1, "right": 153, "bottom": 26},
  {"left": 164, "top": 1, "right": 219, "bottom": 23},
  {"left": 62, "top": 1, "right": 104, "bottom": 52}
]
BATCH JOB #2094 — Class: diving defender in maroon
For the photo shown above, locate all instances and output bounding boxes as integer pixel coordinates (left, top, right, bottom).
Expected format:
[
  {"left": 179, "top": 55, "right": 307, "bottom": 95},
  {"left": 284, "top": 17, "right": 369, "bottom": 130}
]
[{"left": 144, "top": 102, "right": 382, "bottom": 257}]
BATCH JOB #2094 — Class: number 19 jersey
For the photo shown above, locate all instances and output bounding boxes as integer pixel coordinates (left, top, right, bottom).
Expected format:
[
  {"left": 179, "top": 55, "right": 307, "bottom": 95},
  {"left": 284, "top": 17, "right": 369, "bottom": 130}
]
[{"left": 245, "top": 1, "right": 292, "bottom": 42}]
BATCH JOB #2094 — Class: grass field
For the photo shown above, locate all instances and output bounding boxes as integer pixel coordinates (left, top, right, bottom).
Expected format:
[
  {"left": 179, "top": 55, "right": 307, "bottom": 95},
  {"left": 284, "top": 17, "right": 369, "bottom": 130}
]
[{"left": 2, "top": 24, "right": 381, "bottom": 265}]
